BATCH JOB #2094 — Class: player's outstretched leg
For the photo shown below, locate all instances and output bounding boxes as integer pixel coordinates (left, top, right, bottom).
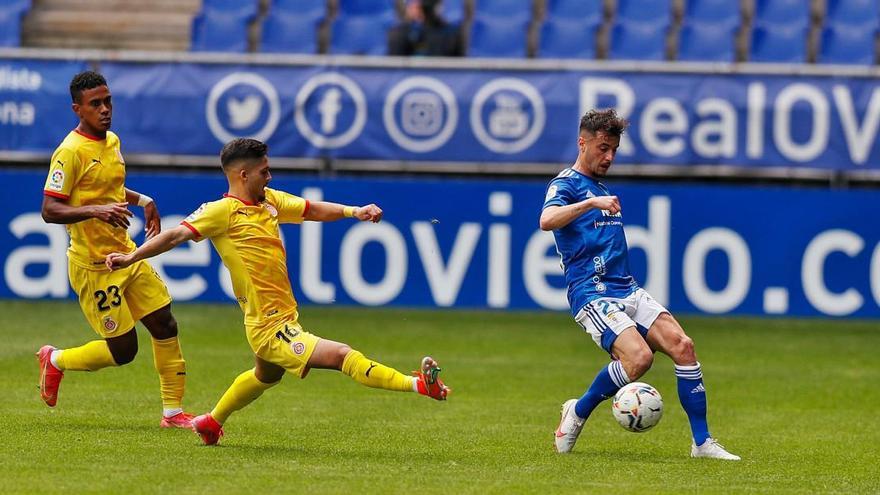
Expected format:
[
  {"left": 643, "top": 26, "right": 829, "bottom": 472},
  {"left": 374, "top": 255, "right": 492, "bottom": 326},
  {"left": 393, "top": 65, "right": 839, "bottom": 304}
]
[
  {"left": 676, "top": 363, "right": 740, "bottom": 461},
  {"left": 36, "top": 341, "right": 117, "bottom": 407},
  {"left": 555, "top": 361, "right": 629, "bottom": 453},
  {"left": 340, "top": 350, "right": 450, "bottom": 400}
]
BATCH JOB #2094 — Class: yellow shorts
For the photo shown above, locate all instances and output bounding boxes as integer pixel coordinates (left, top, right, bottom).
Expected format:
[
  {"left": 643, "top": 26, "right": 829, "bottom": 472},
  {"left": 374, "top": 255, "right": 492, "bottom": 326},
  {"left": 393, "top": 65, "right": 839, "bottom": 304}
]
[
  {"left": 247, "top": 320, "right": 320, "bottom": 378},
  {"left": 68, "top": 260, "right": 172, "bottom": 338}
]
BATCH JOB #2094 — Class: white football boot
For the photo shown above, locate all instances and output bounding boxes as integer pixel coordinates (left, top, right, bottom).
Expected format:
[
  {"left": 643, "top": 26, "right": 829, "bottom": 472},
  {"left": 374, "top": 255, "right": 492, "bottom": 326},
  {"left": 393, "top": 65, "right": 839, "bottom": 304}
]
[
  {"left": 554, "top": 399, "right": 585, "bottom": 453},
  {"left": 691, "top": 438, "right": 741, "bottom": 460}
]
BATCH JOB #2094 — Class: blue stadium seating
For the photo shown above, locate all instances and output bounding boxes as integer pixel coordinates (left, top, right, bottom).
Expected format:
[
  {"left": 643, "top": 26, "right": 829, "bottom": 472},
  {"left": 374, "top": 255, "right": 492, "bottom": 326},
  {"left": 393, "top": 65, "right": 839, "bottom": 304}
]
[
  {"left": 0, "top": 0, "right": 30, "bottom": 47},
  {"left": 678, "top": 22, "right": 737, "bottom": 62},
  {"left": 468, "top": 14, "right": 530, "bottom": 58},
  {"left": 330, "top": 5, "right": 396, "bottom": 55},
  {"left": 616, "top": 0, "right": 672, "bottom": 23},
  {"left": 753, "top": 0, "right": 810, "bottom": 26},
  {"left": 474, "top": 0, "right": 532, "bottom": 17},
  {"left": 539, "top": 18, "right": 601, "bottom": 59},
  {"left": 684, "top": 0, "right": 740, "bottom": 24},
  {"left": 191, "top": 0, "right": 259, "bottom": 52},
  {"left": 749, "top": 0, "right": 810, "bottom": 63},
  {"left": 750, "top": 23, "right": 809, "bottom": 62},
  {"left": 269, "top": 0, "right": 326, "bottom": 14},
  {"left": 677, "top": 0, "right": 741, "bottom": 62},
  {"left": 261, "top": 9, "right": 324, "bottom": 54},
  {"left": 610, "top": 19, "right": 670, "bottom": 60},
  {"left": 825, "top": 0, "right": 879, "bottom": 26},
  {"left": 538, "top": 0, "right": 603, "bottom": 59},
  {"left": 545, "top": 0, "right": 603, "bottom": 20},
  {"left": 818, "top": 22, "right": 877, "bottom": 64}
]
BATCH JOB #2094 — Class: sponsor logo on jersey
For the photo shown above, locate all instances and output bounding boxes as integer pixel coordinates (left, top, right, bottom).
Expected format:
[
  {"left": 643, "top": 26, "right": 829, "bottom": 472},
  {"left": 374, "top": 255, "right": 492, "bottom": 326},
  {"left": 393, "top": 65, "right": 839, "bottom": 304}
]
[
  {"left": 48, "top": 170, "right": 64, "bottom": 191},
  {"left": 185, "top": 204, "right": 206, "bottom": 222}
]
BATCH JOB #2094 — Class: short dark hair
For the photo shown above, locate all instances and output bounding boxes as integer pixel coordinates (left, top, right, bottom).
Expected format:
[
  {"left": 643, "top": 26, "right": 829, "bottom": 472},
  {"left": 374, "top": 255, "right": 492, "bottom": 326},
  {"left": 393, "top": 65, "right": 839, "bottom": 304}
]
[
  {"left": 70, "top": 71, "right": 107, "bottom": 103},
  {"left": 220, "top": 138, "right": 268, "bottom": 170},
  {"left": 579, "top": 109, "right": 629, "bottom": 137}
]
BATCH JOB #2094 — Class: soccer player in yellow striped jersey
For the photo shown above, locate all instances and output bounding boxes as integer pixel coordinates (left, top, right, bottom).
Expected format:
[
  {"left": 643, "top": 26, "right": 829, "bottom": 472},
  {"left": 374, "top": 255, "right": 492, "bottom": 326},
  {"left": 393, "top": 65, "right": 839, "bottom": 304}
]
[
  {"left": 106, "top": 138, "right": 451, "bottom": 446},
  {"left": 37, "top": 71, "right": 193, "bottom": 429}
]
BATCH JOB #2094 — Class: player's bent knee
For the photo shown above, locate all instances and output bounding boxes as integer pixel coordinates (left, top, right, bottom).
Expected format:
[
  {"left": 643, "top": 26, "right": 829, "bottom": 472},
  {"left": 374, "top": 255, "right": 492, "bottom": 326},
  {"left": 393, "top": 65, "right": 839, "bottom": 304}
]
[
  {"left": 111, "top": 345, "right": 137, "bottom": 365},
  {"left": 336, "top": 345, "right": 353, "bottom": 367},
  {"left": 623, "top": 350, "right": 654, "bottom": 379},
  {"left": 672, "top": 336, "right": 696, "bottom": 363}
]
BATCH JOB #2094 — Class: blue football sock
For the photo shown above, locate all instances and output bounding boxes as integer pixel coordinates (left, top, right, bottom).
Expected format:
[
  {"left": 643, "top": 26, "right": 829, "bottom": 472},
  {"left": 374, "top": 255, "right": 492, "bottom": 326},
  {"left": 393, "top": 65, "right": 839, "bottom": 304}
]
[
  {"left": 575, "top": 361, "right": 630, "bottom": 419},
  {"left": 675, "top": 362, "right": 711, "bottom": 446}
]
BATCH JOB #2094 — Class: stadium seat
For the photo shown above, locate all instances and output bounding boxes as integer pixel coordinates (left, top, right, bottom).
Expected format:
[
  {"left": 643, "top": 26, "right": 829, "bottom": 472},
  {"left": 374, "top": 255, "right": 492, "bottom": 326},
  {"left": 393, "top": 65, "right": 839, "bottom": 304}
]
[
  {"left": 609, "top": 19, "right": 670, "bottom": 60},
  {"left": 677, "top": 22, "right": 738, "bottom": 62},
  {"left": 616, "top": 0, "right": 672, "bottom": 23},
  {"left": 753, "top": 0, "right": 810, "bottom": 26},
  {"left": 0, "top": 0, "right": 30, "bottom": 47},
  {"left": 538, "top": 0, "right": 603, "bottom": 59},
  {"left": 683, "top": 0, "right": 740, "bottom": 25},
  {"left": 818, "top": 22, "right": 878, "bottom": 64},
  {"left": 260, "top": 9, "right": 324, "bottom": 54},
  {"left": 749, "top": 23, "right": 809, "bottom": 62},
  {"left": 468, "top": 14, "right": 531, "bottom": 58},
  {"left": 337, "top": 0, "right": 393, "bottom": 16},
  {"left": 749, "top": 0, "right": 810, "bottom": 63},
  {"left": 539, "top": 17, "right": 601, "bottom": 59},
  {"left": 473, "top": 0, "right": 532, "bottom": 17},
  {"left": 825, "top": 0, "right": 879, "bottom": 26},
  {"left": 191, "top": 0, "right": 259, "bottom": 52},
  {"left": 269, "top": 0, "right": 326, "bottom": 14},
  {"left": 545, "top": 0, "right": 603, "bottom": 20},
  {"left": 330, "top": 6, "right": 396, "bottom": 55}
]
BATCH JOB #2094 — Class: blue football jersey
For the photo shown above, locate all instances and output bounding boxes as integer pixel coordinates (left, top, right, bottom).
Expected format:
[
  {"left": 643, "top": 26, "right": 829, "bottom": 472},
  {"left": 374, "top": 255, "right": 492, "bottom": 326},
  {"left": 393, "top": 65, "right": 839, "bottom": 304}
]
[{"left": 542, "top": 167, "right": 638, "bottom": 315}]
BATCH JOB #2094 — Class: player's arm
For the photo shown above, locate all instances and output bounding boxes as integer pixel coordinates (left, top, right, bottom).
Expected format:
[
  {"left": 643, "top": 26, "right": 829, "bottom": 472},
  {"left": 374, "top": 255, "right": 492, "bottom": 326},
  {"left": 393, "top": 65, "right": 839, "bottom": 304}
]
[
  {"left": 304, "top": 201, "right": 383, "bottom": 223},
  {"left": 539, "top": 196, "right": 620, "bottom": 231},
  {"left": 41, "top": 195, "right": 133, "bottom": 228},
  {"left": 105, "top": 224, "right": 195, "bottom": 271},
  {"left": 124, "top": 187, "right": 161, "bottom": 239}
]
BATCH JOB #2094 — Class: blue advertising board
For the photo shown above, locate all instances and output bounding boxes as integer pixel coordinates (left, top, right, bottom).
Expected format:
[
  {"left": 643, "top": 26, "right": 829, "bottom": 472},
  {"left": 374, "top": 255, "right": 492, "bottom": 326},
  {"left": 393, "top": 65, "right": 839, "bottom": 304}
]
[
  {"left": 2, "top": 58, "right": 880, "bottom": 170},
  {"left": 2, "top": 170, "right": 878, "bottom": 317}
]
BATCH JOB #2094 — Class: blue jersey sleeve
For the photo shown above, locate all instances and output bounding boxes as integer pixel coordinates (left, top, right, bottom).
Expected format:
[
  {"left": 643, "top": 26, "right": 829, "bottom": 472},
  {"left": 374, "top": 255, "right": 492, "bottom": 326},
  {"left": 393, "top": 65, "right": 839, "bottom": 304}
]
[{"left": 543, "top": 177, "right": 576, "bottom": 209}]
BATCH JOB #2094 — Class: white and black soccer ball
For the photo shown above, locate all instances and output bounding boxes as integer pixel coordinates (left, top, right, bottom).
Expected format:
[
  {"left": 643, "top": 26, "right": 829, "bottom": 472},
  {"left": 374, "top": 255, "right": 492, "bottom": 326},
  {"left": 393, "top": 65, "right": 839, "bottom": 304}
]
[{"left": 611, "top": 382, "right": 663, "bottom": 432}]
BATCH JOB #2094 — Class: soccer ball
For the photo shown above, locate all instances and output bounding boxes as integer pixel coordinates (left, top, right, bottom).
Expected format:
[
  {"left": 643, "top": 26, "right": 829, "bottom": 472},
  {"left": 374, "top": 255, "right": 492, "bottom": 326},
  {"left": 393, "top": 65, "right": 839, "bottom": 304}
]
[{"left": 611, "top": 382, "right": 663, "bottom": 432}]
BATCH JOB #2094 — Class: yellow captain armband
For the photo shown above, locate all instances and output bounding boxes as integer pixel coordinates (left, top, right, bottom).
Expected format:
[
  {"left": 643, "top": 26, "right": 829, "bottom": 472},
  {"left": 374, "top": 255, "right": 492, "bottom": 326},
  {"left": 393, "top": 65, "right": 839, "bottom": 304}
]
[{"left": 343, "top": 206, "right": 356, "bottom": 218}]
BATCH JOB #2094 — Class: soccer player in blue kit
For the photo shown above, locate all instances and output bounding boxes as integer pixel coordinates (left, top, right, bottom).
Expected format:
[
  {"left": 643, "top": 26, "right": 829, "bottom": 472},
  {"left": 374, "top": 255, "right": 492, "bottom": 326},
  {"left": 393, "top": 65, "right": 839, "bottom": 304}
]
[{"left": 541, "top": 109, "right": 740, "bottom": 460}]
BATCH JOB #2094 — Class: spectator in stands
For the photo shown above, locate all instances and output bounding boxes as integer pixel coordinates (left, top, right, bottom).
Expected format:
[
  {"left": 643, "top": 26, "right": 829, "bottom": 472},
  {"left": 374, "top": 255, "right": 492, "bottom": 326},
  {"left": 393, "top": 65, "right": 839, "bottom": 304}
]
[{"left": 388, "top": 0, "right": 464, "bottom": 56}]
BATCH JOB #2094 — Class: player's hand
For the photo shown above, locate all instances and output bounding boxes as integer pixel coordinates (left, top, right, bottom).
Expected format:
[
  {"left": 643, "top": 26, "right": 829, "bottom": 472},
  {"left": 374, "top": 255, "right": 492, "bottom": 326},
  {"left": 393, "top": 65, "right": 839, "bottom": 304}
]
[
  {"left": 354, "top": 204, "right": 383, "bottom": 223},
  {"left": 105, "top": 252, "right": 134, "bottom": 271},
  {"left": 587, "top": 195, "right": 621, "bottom": 215},
  {"left": 91, "top": 202, "right": 133, "bottom": 228},
  {"left": 143, "top": 201, "right": 161, "bottom": 239}
]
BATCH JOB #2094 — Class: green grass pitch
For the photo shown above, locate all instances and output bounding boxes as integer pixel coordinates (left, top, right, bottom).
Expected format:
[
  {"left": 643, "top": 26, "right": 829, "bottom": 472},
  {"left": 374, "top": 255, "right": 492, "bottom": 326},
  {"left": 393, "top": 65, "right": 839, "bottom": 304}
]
[{"left": 1, "top": 300, "right": 878, "bottom": 494}]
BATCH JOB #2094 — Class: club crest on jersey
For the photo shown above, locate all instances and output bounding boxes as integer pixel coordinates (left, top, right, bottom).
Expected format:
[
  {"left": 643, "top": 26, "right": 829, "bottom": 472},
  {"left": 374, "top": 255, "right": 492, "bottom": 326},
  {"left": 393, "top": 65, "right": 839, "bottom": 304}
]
[
  {"left": 102, "top": 315, "right": 118, "bottom": 333},
  {"left": 292, "top": 342, "right": 305, "bottom": 355},
  {"left": 545, "top": 185, "right": 558, "bottom": 201},
  {"left": 265, "top": 203, "right": 278, "bottom": 217},
  {"left": 48, "top": 170, "right": 64, "bottom": 191}
]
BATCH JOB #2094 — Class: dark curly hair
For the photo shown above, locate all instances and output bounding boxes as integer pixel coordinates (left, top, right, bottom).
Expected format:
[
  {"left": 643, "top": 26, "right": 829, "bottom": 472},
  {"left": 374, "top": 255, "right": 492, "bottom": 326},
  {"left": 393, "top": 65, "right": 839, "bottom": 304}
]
[
  {"left": 220, "top": 138, "right": 268, "bottom": 170},
  {"left": 69, "top": 71, "right": 107, "bottom": 103},
  {"left": 579, "top": 109, "right": 629, "bottom": 137}
]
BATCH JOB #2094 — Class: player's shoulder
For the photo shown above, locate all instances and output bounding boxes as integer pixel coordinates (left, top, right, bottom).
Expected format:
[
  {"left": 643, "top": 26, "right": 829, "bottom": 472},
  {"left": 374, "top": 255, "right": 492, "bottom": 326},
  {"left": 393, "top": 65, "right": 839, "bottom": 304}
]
[
  {"left": 264, "top": 187, "right": 301, "bottom": 202},
  {"left": 106, "top": 131, "right": 120, "bottom": 146},
  {"left": 548, "top": 167, "right": 580, "bottom": 188}
]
